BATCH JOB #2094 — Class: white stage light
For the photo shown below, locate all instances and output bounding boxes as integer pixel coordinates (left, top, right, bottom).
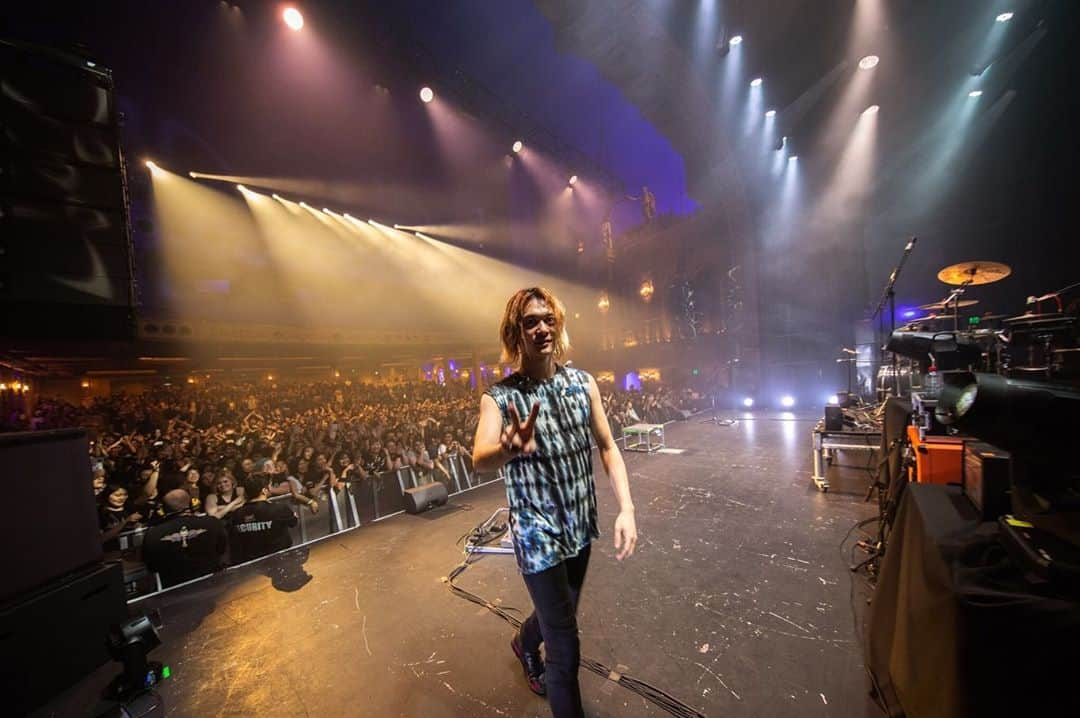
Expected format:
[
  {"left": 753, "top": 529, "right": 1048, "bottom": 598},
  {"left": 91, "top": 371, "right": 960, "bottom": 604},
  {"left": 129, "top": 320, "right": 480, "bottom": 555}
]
[
  {"left": 750, "top": 77, "right": 762, "bottom": 87},
  {"left": 419, "top": 86, "right": 434, "bottom": 103},
  {"left": 765, "top": 109, "right": 776, "bottom": 118},
  {"left": 996, "top": 12, "right": 1013, "bottom": 23},
  {"left": 828, "top": 395, "right": 840, "bottom": 406},
  {"left": 729, "top": 35, "right": 743, "bottom": 46},
  {"left": 969, "top": 90, "right": 983, "bottom": 98},
  {"left": 282, "top": 8, "right": 304, "bottom": 31},
  {"left": 512, "top": 140, "right": 523, "bottom": 153},
  {"left": 863, "top": 104, "right": 880, "bottom": 115},
  {"left": 780, "top": 395, "right": 796, "bottom": 408},
  {"left": 858, "top": 55, "right": 880, "bottom": 70},
  {"left": 742, "top": 397, "right": 754, "bottom": 408}
]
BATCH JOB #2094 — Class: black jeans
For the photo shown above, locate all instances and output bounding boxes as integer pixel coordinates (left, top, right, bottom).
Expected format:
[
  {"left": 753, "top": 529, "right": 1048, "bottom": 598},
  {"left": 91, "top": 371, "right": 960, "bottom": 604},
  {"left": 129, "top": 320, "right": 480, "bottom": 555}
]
[{"left": 519, "top": 543, "right": 591, "bottom": 718}]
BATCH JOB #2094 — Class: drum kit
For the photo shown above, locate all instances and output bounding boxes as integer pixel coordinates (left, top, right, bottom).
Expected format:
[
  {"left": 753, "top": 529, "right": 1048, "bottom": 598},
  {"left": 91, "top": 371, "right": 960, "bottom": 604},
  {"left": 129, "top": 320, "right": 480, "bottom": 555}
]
[{"left": 878, "top": 261, "right": 1080, "bottom": 398}]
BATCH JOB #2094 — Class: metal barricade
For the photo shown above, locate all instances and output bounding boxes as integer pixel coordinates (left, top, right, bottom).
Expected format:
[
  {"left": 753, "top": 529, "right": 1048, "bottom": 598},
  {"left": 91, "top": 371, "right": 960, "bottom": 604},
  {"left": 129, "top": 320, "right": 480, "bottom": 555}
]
[{"left": 120, "top": 455, "right": 508, "bottom": 602}]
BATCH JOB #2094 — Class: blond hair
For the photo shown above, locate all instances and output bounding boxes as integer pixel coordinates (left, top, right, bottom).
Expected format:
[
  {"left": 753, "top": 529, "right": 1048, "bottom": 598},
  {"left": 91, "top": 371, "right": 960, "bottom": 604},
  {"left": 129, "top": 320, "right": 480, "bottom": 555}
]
[{"left": 498, "top": 287, "right": 571, "bottom": 365}]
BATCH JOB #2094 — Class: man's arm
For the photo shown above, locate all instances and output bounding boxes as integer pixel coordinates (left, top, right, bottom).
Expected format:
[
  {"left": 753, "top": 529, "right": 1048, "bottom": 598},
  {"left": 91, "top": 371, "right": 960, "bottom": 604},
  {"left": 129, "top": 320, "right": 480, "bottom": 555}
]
[
  {"left": 472, "top": 394, "right": 510, "bottom": 472},
  {"left": 586, "top": 374, "right": 637, "bottom": 560}
]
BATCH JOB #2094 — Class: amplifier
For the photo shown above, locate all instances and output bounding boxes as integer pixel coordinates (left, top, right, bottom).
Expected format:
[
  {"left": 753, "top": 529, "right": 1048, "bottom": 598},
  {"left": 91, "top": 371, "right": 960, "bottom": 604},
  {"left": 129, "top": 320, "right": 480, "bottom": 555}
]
[
  {"left": 963, "top": 442, "right": 1011, "bottom": 520},
  {"left": 824, "top": 406, "right": 844, "bottom": 431}
]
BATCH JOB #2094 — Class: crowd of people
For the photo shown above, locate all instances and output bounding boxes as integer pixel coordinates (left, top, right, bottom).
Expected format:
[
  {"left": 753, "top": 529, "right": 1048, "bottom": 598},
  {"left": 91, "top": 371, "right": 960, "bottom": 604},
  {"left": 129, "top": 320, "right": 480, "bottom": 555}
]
[{"left": 3, "top": 377, "right": 703, "bottom": 587}]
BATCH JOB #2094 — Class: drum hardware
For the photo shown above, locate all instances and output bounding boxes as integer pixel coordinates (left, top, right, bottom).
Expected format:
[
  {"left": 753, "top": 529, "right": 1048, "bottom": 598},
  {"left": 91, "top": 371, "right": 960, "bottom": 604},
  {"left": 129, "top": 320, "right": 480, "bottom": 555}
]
[{"left": 918, "top": 299, "right": 979, "bottom": 310}]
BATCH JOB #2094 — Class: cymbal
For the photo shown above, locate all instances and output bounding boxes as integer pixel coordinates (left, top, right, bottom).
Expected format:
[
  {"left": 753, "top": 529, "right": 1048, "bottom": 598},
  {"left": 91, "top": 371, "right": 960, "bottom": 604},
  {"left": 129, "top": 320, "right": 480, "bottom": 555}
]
[
  {"left": 918, "top": 299, "right": 979, "bottom": 310},
  {"left": 937, "top": 261, "right": 1012, "bottom": 286},
  {"left": 974, "top": 313, "right": 1008, "bottom": 321}
]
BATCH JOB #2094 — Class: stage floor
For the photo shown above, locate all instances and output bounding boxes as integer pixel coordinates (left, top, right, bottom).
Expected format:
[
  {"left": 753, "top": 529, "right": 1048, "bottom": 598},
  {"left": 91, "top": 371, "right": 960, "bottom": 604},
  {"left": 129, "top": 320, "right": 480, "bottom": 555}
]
[{"left": 43, "top": 412, "right": 881, "bottom": 717}]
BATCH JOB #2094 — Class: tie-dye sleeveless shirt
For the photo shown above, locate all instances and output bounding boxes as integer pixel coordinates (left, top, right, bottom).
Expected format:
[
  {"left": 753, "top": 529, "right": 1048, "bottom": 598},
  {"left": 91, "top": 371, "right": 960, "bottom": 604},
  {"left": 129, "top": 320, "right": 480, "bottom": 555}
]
[{"left": 485, "top": 364, "right": 600, "bottom": 575}]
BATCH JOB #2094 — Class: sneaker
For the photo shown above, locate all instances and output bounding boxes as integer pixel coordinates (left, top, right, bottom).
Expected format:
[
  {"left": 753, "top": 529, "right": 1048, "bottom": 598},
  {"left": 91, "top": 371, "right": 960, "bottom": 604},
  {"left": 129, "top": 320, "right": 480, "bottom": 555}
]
[{"left": 511, "top": 634, "right": 546, "bottom": 696}]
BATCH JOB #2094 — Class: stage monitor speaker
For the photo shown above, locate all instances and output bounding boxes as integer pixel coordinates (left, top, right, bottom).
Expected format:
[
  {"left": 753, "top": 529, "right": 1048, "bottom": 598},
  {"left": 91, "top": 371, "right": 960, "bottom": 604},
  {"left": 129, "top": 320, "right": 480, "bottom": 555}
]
[
  {"left": 403, "top": 481, "right": 449, "bottom": 514},
  {"left": 0, "top": 39, "right": 135, "bottom": 340},
  {"left": 824, "top": 406, "right": 844, "bottom": 431}
]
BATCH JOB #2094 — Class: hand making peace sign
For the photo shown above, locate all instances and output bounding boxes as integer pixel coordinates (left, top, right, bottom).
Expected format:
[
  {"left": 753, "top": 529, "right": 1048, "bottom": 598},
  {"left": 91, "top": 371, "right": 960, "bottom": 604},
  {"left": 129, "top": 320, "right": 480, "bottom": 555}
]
[{"left": 501, "top": 401, "right": 540, "bottom": 457}]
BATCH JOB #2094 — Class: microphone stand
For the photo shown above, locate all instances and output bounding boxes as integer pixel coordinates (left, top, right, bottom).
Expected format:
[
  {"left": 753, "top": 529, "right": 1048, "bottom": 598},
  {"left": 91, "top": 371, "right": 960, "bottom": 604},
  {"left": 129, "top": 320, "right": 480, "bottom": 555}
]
[{"left": 871, "top": 237, "right": 917, "bottom": 397}]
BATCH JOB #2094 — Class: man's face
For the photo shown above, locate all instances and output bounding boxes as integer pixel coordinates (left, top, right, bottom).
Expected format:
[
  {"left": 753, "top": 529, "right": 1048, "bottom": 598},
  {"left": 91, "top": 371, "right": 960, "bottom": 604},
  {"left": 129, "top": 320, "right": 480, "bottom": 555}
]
[
  {"left": 92, "top": 473, "right": 106, "bottom": 493},
  {"left": 186, "top": 469, "right": 199, "bottom": 485},
  {"left": 241, "top": 458, "right": 254, "bottom": 474},
  {"left": 520, "top": 298, "right": 557, "bottom": 361}
]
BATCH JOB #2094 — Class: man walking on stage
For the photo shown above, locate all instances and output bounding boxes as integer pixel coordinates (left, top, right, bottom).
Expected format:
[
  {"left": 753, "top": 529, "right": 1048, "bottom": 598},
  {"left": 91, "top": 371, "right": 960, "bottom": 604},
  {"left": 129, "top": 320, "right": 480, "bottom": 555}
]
[{"left": 473, "top": 287, "right": 638, "bottom": 718}]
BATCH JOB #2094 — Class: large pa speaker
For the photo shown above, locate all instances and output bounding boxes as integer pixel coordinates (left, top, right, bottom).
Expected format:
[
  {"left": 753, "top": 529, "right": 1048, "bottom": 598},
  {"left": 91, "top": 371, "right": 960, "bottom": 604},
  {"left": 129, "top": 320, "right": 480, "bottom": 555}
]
[
  {"left": 403, "top": 481, "right": 449, "bottom": 514},
  {"left": 0, "top": 428, "right": 127, "bottom": 715},
  {"left": 0, "top": 39, "right": 135, "bottom": 340},
  {"left": 0, "top": 428, "right": 102, "bottom": 603}
]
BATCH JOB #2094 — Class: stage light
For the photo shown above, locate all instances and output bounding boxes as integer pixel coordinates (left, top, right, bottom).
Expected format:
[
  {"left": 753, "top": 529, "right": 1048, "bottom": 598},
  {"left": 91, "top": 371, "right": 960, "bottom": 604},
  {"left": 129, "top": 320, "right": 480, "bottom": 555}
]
[
  {"left": 282, "top": 7, "right": 303, "bottom": 31},
  {"left": 299, "top": 201, "right": 309, "bottom": 208},
  {"left": 419, "top": 86, "right": 434, "bottom": 103},
  {"left": 858, "top": 55, "right": 880, "bottom": 70},
  {"left": 742, "top": 397, "right": 754, "bottom": 408},
  {"left": 568, "top": 175, "right": 578, "bottom": 185},
  {"left": 902, "top": 309, "right": 917, "bottom": 318},
  {"left": 145, "top": 160, "right": 158, "bottom": 171},
  {"left": 272, "top": 193, "right": 281, "bottom": 200},
  {"left": 935, "top": 373, "right": 1080, "bottom": 475},
  {"left": 765, "top": 109, "right": 776, "bottom": 118},
  {"left": 788, "top": 155, "right": 798, "bottom": 162},
  {"left": 512, "top": 140, "right": 523, "bottom": 154},
  {"left": 750, "top": 77, "right": 762, "bottom": 87},
  {"left": 780, "top": 395, "right": 796, "bottom": 408},
  {"left": 322, "top": 208, "right": 330, "bottom": 213},
  {"left": 996, "top": 12, "right": 1013, "bottom": 23},
  {"left": 729, "top": 35, "right": 743, "bottom": 46},
  {"left": 236, "top": 184, "right": 247, "bottom": 192},
  {"left": 969, "top": 90, "right": 983, "bottom": 98},
  {"left": 828, "top": 395, "right": 840, "bottom": 406},
  {"left": 863, "top": 104, "right": 880, "bottom": 115}
]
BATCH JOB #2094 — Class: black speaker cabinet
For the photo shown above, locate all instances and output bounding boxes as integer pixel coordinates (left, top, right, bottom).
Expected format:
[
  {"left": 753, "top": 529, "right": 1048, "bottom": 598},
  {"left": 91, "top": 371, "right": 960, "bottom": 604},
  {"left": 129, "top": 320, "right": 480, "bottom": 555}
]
[
  {"left": 0, "top": 40, "right": 135, "bottom": 340},
  {"left": 824, "top": 405, "right": 844, "bottom": 431},
  {"left": 403, "top": 481, "right": 448, "bottom": 514},
  {"left": 1, "top": 429, "right": 101, "bottom": 603}
]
